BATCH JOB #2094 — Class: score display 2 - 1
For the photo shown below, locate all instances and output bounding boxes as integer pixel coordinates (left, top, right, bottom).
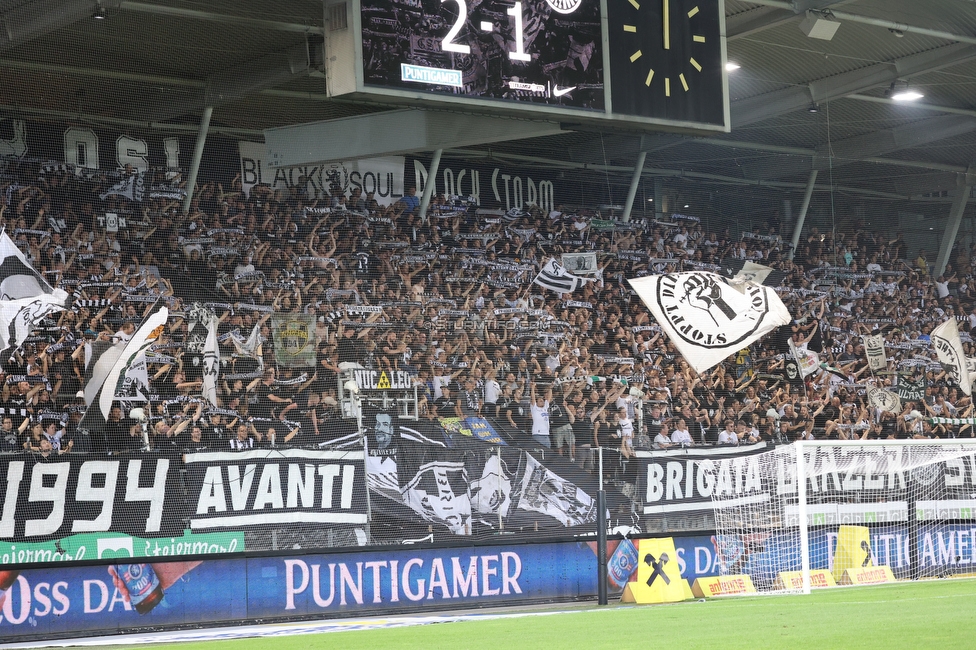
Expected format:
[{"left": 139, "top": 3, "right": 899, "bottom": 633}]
[{"left": 360, "top": 0, "right": 604, "bottom": 110}]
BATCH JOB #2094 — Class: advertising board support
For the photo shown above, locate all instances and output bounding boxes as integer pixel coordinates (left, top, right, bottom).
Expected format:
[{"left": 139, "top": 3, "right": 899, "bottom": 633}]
[
  {"left": 597, "top": 446, "right": 608, "bottom": 606},
  {"left": 346, "top": 377, "right": 372, "bottom": 540}
]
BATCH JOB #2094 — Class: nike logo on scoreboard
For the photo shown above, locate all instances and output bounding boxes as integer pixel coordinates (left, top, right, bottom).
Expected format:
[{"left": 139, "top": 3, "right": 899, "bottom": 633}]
[{"left": 552, "top": 85, "right": 576, "bottom": 97}]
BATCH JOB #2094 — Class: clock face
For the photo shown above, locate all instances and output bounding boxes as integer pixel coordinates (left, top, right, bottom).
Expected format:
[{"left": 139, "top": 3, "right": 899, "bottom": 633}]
[{"left": 607, "top": 0, "right": 725, "bottom": 125}]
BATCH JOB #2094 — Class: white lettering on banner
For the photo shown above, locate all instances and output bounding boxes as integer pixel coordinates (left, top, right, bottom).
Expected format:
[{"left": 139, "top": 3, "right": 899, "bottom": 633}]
[
  {"left": 1, "top": 119, "right": 28, "bottom": 158},
  {"left": 116, "top": 135, "right": 149, "bottom": 172},
  {"left": 353, "top": 369, "right": 414, "bottom": 390},
  {"left": 414, "top": 160, "right": 555, "bottom": 212},
  {"left": 64, "top": 127, "right": 98, "bottom": 168},
  {"left": 189, "top": 457, "right": 364, "bottom": 528},
  {"left": 0, "top": 458, "right": 170, "bottom": 540},
  {"left": 284, "top": 553, "right": 523, "bottom": 609},
  {"left": 24, "top": 464, "right": 70, "bottom": 537}
]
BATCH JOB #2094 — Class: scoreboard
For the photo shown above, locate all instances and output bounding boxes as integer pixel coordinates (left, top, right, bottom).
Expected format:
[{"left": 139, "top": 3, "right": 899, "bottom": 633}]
[{"left": 331, "top": 0, "right": 729, "bottom": 133}]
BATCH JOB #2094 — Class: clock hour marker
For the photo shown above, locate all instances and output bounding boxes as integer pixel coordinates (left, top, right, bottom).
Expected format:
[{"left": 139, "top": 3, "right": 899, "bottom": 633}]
[
  {"left": 630, "top": 50, "right": 643, "bottom": 62},
  {"left": 645, "top": 68, "right": 655, "bottom": 86},
  {"left": 629, "top": 0, "right": 640, "bottom": 8},
  {"left": 679, "top": 73, "right": 689, "bottom": 91},
  {"left": 688, "top": 6, "right": 699, "bottom": 17},
  {"left": 624, "top": 24, "right": 637, "bottom": 32},
  {"left": 693, "top": 35, "right": 705, "bottom": 42},
  {"left": 480, "top": 21, "right": 493, "bottom": 32},
  {"left": 690, "top": 57, "right": 702, "bottom": 72},
  {"left": 663, "top": 0, "right": 670, "bottom": 50},
  {"left": 665, "top": 78, "right": 671, "bottom": 96}
]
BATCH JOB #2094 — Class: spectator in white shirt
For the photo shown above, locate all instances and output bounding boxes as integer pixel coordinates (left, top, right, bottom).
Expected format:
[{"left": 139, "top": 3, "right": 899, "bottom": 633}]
[
  {"left": 671, "top": 418, "right": 693, "bottom": 446},
  {"left": 718, "top": 420, "right": 739, "bottom": 446},
  {"left": 670, "top": 420, "right": 694, "bottom": 447},
  {"left": 653, "top": 421, "right": 674, "bottom": 449}
]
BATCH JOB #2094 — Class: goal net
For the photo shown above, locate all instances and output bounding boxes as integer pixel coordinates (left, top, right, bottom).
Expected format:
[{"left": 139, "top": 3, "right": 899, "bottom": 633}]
[{"left": 710, "top": 440, "right": 976, "bottom": 594}]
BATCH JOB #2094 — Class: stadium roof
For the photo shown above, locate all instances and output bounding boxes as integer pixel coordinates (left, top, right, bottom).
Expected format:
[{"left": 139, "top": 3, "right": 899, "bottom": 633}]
[{"left": 3, "top": 0, "right": 976, "bottom": 203}]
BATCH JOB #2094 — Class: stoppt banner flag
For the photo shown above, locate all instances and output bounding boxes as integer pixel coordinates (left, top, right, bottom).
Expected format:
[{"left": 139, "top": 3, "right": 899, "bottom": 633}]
[{"left": 628, "top": 272, "right": 791, "bottom": 374}]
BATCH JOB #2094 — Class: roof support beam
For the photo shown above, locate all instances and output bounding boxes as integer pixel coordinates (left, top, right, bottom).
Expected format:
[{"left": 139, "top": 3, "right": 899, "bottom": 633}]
[
  {"left": 119, "top": 1, "right": 323, "bottom": 35},
  {"left": 727, "top": 1, "right": 848, "bottom": 40},
  {"left": 741, "top": 114, "right": 976, "bottom": 180},
  {"left": 147, "top": 42, "right": 316, "bottom": 121},
  {"left": 936, "top": 183, "right": 972, "bottom": 277},
  {"left": 731, "top": 43, "right": 976, "bottom": 127},
  {"left": 0, "top": 0, "right": 120, "bottom": 51}
]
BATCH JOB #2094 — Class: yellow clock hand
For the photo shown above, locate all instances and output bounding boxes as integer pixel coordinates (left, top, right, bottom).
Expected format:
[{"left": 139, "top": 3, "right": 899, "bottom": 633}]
[{"left": 663, "top": 0, "right": 670, "bottom": 50}]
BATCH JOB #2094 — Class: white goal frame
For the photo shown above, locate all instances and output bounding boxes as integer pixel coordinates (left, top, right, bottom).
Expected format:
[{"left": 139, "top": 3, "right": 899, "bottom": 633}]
[{"left": 713, "top": 438, "right": 976, "bottom": 594}]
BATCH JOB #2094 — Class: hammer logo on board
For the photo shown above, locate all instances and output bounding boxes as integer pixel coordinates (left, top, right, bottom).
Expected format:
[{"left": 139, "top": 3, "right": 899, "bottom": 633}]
[{"left": 644, "top": 552, "right": 670, "bottom": 586}]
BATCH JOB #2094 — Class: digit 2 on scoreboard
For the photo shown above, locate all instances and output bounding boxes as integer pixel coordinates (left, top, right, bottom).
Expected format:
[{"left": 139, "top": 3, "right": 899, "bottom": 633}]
[{"left": 359, "top": 0, "right": 605, "bottom": 110}]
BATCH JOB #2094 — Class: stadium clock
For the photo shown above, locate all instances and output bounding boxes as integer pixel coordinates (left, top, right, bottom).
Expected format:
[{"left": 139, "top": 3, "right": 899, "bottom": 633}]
[{"left": 606, "top": 0, "right": 726, "bottom": 125}]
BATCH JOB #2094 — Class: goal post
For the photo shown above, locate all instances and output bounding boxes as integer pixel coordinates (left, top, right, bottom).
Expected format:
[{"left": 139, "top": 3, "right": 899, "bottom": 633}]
[{"left": 710, "top": 439, "right": 976, "bottom": 595}]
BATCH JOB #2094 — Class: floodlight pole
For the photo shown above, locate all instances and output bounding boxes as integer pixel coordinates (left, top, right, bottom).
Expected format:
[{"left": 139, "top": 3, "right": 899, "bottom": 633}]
[
  {"left": 182, "top": 105, "right": 213, "bottom": 215},
  {"left": 418, "top": 148, "right": 443, "bottom": 223},
  {"left": 597, "top": 445, "right": 608, "bottom": 605}
]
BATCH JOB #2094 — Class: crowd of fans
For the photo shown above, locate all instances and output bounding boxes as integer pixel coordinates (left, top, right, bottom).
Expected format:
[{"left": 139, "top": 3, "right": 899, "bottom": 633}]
[{"left": 0, "top": 158, "right": 974, "bottom": 466}]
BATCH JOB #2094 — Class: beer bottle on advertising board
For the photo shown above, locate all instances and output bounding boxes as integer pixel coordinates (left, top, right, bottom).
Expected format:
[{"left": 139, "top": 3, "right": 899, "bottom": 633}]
[
  {"left": 115, "top": 563, "right": 164, "bottom": 614},
  {"left": 0, "top": 570, "right": 20, "bottom": 591}
]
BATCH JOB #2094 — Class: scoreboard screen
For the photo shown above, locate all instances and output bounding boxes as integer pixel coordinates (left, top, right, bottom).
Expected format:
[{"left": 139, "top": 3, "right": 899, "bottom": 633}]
[
  {"left": 352, "top": 0, "right": 730, "bottom": 133},
  {"left": 360, "top": 0, "right": 604, "bottom": 110}
]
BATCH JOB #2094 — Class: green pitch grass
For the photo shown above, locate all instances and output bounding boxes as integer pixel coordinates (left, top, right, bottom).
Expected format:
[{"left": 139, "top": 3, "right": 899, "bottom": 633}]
[{"left": 144, "top": 578, "right": 976, "bottom": 650}]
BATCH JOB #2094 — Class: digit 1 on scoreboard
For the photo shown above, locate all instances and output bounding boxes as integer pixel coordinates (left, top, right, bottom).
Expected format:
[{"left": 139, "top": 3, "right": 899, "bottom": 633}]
[{"left": 507, "top": 2, "right": 531, "bottom": 61}]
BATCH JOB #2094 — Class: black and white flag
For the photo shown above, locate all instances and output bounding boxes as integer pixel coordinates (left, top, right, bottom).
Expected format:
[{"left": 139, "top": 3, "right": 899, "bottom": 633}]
[
  {"left": 628, "top": 272, "right": 792, "bottom": 374},
  {"left": 0, "top": 231, "right": 68, "bottom": 360},
  {"left": 99, "top": 173, "right": 145, "bottom": 202},
  {"left": 864, "top": 334, "right": 888, "bottom": 372},
  {"left": 561, "top": 252, "right": 598, "bottom": 275},
  {"left": 202, "top": 315, "right": 219, "bottom": 407},
  {"left": 516, "top": 454, "right": 595, "bottom": 527},
  {"left": 867, "top": 386, "right": 901, "bottom": 414},
  {"left": 534, "top": 258, "right": 592, "bottom": 294},
  {"left": 719, "top": 258, "right": 786, "bottom": 286},
  {"left": 932, "top": 318, "right": 972, "bottom": 397}
]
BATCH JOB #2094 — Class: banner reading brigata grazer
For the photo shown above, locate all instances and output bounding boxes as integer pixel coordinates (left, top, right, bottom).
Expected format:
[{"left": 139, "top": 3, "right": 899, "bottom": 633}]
[
  {"left": 637, "top": 443, "right": 773, "bottom": 517},
  {"left": 183, "top": 449, "right": 369, "bottom": 531}
]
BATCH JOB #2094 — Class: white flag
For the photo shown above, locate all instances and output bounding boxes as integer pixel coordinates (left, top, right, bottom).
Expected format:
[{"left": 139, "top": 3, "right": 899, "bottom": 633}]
[
  {"left": 867, "top": 386, "right": 901, "bottom": 414},
  {"left": 0, "top": 231, "right": 68, "bottom": 360},
  {"left": 864, "top": 334, "right": 888, "bottom": 372},
  {"left": 534, "top": 258, "right": 591, "bottom": 294},
  {"left": 789, "top": 338, "right": 821, "bottom": 378},
  {"left": 98, "top": 173, "right": 145, "bottom": 201},
  {"left": 627, "top": 272, "right": 792, "bottom": 374},
  {"left": 932, "top": 318, "right": 972, "bottom": 396},
  {"left": 202, "top": 316, "right": 219, "bottom": 407},
  {"left": 98, "top": 307, "right": 168, "bottom": 420}
]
